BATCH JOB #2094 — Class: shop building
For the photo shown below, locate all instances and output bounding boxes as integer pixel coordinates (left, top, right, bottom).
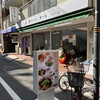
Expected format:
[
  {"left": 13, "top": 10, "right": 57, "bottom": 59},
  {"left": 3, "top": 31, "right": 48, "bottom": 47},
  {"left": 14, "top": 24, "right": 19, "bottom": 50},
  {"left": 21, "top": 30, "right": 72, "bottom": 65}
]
[
  {"left": 1, "top": 0, "right": 94, "bottom": 59},
  {"left": 1, "top": 26, "right": 18, "bottom": 52}
]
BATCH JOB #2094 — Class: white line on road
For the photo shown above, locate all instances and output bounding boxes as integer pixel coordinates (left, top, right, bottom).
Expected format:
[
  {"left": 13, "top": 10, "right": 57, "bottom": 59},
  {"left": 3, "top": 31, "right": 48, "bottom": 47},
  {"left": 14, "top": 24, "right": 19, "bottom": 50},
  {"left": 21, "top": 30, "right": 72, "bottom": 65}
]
[{"left": 0, "top": 77, "right": 21, "bottom": 100}]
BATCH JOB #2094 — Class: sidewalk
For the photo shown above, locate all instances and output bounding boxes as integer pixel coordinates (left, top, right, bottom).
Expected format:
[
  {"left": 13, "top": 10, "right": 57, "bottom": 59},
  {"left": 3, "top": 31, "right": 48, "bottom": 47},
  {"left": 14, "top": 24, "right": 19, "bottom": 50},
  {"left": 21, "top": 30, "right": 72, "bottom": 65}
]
[
  {"left": 2, "top": 53, "right": 93, "bottom": 81},
  {"left": 1, "top": 53, "right": 94, "bottom": 100}
]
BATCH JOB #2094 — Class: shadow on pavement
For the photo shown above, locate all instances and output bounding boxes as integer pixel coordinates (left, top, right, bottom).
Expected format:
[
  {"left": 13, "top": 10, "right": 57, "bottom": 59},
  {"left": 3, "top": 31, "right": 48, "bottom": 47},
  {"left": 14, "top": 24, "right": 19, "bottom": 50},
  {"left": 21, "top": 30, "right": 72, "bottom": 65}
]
[
  {"left": 0, "top": 55, "right": 93, "bottom": 100},
  {"left": 55, "top": 88, "right": 93, "bottom": 100}
]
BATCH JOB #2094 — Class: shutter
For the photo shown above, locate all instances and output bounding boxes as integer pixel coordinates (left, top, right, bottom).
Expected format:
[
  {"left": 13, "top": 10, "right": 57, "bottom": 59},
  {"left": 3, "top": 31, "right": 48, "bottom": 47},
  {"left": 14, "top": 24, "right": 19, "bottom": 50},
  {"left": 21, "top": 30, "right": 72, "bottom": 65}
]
[
  {"left": 40, "top": 0, "right": 45, "bottom": 12},
  {"left": 31, "top": 1, "right": 35, "bottom": 16},
  {"left": 28, "top": 4, "right": 31, "bottom": 17},
  {"left": 37, "top": 0, "right": 41, "bottom": 13},
  {"left": 50, "top": 0, "right": 57, "bottom": 7},
  {"left": 34, "top": 0, "right": 38, "bottom": 14},
  {"left": 44, "top": 0, "right": 50, "bottom": 10}
]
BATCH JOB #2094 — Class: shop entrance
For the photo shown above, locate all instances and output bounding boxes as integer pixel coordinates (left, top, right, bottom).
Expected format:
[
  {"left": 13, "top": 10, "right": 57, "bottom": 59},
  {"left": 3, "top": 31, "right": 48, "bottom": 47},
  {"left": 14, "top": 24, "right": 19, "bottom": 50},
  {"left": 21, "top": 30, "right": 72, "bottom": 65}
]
[{"left": 22, "top": 36, "right": 30, "bottom": 54}]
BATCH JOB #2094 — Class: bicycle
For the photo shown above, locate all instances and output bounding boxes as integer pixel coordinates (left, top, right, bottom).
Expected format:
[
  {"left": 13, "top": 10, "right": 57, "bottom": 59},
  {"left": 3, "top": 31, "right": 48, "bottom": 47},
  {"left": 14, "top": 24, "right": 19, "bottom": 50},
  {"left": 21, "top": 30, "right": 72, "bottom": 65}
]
[
  {"left": 67, "top": 71, "right": 85, "bottom": 100},
  {"left": 59, "top": 57, "right": 83, "bottom": 91},
  {"left": 59, "top": 57, "right": 91, "bottom": 100}
]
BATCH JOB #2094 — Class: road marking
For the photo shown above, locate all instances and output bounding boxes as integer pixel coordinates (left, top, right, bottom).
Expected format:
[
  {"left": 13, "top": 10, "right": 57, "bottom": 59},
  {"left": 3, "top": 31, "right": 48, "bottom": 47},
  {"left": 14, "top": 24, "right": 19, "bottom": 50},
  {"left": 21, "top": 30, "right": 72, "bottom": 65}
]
[{"left": 0, "top": 77, "right": 21, "bottom": 100}]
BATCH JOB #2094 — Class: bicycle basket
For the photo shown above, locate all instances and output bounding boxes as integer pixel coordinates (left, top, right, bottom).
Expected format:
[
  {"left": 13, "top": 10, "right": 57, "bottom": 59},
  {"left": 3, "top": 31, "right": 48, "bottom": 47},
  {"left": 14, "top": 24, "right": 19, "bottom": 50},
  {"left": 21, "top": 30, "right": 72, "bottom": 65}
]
[{"left": 67, "top": 71, "right": 85, "bottom": 88}]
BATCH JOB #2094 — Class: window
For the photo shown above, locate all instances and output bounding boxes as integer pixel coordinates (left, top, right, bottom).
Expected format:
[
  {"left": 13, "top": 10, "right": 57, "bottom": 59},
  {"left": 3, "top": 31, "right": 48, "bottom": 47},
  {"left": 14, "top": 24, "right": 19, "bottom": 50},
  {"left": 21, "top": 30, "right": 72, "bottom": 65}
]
[
  {"left": 31, "top": 0, "right": 35, "bottom": 15},
  {"left": 50, "top": 0, "right": 57, "bottom": 7},
  {"left": 37, "top": 0, "right": 41, "bottom": 13},
  {"left": 28, "top": 4, "right": 31, "bottom": 17},
  {"left": 40, "top": 0, "right": 45, "bottom": 12},
  {"left": 34, "top": 0, "right": 38, "bottom": 14},
  {"left": 44, "top": 0, "right": 50, "bottom": 10},
  {"left": 29, "top": 0, "right": 57, "bottom": 16}
]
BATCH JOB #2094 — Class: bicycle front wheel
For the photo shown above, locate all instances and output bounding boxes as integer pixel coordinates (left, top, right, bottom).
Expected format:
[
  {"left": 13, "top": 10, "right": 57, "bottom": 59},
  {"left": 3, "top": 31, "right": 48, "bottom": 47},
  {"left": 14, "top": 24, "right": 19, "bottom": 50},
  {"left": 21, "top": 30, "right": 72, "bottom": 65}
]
[{"left": 59, "top": 74, "right": 69, "bottom": 91}]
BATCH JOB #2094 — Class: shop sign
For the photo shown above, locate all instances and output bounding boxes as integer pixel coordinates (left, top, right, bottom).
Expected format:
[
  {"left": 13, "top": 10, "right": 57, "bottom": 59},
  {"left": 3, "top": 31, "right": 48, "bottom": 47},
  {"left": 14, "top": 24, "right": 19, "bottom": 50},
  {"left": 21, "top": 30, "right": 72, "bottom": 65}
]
[
  {"left": 9, "top": 6, "right": 18, "bottom": 23},
  {"left": 33, "top": 50, "right": 59, "bottom": 94},
  {"left": 20, "top": 0, "right": 91, "bottom": 28}
]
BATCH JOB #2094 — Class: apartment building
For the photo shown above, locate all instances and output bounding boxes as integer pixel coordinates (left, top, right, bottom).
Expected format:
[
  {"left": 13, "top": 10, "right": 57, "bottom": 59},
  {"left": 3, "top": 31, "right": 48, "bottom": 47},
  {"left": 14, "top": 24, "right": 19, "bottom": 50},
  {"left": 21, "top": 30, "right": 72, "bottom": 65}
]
[{"left": 1, "top": 0, "right": 94, "bottom": 59}]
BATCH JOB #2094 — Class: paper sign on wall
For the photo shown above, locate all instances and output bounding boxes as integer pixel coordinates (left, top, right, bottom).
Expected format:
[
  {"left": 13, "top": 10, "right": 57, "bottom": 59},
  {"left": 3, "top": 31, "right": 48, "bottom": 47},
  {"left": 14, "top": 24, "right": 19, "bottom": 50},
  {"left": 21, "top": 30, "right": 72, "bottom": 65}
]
[
  {"left": 73, "top": 35, "right": 76, "bottom": 45},
  {"left": 45, "top": 40, "right": 47, "bottom": 44},
  {"left": 68, "top": 35, "right": 73, "bottom": 43},
  {"left": 65, "top": 35, "right": 68, "bottom": 39},
  {"left": 62, "top": 36, "right": 65, "bottom": 41}
]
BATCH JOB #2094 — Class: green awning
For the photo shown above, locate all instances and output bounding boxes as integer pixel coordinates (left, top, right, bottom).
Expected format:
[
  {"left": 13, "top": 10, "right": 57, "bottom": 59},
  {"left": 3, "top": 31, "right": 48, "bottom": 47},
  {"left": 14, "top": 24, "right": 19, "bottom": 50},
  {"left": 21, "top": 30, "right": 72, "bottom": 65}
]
[{"left": 18, "top": 10, "right": 90, "bottom": 32}]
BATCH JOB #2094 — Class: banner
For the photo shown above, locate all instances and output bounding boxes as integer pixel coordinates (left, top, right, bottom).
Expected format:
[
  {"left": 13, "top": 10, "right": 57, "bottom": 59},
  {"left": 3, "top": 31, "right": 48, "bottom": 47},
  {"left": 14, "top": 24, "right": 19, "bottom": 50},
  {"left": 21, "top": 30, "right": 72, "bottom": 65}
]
[{"left": 9, "top": 6, "right": 18, "bottom": 23}]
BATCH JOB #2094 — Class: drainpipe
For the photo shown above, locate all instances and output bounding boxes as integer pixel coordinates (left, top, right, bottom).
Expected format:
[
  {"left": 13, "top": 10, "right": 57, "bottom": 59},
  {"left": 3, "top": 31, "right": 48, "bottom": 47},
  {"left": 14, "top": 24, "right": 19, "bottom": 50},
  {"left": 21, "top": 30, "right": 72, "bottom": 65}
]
[{"left": 93, "top": 0, "right": 100, "bottom": 99}]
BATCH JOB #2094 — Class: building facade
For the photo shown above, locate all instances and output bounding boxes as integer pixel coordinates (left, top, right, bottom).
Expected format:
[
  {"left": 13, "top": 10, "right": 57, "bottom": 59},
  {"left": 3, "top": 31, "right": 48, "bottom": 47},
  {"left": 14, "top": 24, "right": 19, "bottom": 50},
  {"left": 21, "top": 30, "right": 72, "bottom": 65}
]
[{"left": 1, "top": 0, "right": 95, "bottom": 60}]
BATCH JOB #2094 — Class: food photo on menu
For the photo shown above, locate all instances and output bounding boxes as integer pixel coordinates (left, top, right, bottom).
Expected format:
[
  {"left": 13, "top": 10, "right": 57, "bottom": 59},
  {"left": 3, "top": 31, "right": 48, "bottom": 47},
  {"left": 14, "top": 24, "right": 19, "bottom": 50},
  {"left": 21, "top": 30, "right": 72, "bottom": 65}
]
[
  {"left": 37, "top": 52, "right": 58, "bottom": 92},
  {"left": 38, "top": 54, "right": 46, "bottom": 62},
  {"left": 38, "top": 77, "right": 52, "bottom": 90},
  {"left": 45, "top": 57, "right": 53, "bottom": 67}
]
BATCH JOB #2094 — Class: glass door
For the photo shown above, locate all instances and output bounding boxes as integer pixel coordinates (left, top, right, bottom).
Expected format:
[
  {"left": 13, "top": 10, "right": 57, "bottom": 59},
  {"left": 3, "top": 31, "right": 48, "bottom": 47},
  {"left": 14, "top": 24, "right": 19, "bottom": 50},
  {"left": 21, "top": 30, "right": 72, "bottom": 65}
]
[
  {"left": 52, "top": 32, "right": 60, "bottom": 50},
  {"left": 33, "top": 34, "right": 44, "bottom": 50}
]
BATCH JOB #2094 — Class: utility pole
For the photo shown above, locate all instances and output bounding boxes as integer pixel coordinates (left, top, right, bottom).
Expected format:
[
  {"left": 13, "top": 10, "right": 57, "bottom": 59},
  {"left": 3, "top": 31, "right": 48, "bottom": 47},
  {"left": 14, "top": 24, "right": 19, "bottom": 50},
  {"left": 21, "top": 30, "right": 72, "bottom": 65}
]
[
  {"left": 0, "top": 0, "right": 2, "bottom": 43},
  {"left": 0, "top": 0, "right": 4, "bottom": 53},
  {"left": 93, "top": 0, "right": 100, "bottom": 99}
]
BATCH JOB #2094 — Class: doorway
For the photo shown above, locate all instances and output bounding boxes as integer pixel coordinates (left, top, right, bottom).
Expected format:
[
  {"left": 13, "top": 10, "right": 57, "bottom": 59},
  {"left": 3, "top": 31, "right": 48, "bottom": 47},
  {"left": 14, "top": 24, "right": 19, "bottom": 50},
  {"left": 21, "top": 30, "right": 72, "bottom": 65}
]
[{"left": 52, "top": 32, "right": 60, "bottom": 50}]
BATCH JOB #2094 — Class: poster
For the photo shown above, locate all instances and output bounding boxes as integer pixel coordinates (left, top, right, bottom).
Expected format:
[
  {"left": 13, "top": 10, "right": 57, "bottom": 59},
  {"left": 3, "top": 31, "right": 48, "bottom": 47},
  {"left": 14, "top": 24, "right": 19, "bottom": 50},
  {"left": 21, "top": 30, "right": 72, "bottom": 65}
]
[
  {"left": 73, "top": 35, "right": 76, "bottom": 45},
  {"left": 69, "top": 38, "right": 73, "bottom": 43},
  {"left": 37, "top": 51, "right": 58, "bottom": 93},
  {"left": 45, "top": 40, "right": 47, "bottom": 44},
  {"left": 73, "top": 40, "right": 76, "bottom": 45},
  {"left": 65, "top": 35, "right": 68, "bottom": 39},
  {"left": 73, "top": 35, "right": 76, "bottom": 41},
  {"left": 62, "top": 36, "right": 65, "bottom": 41},
  {"left": 68, "top": 35, "right": 73, "bottom": 43}
]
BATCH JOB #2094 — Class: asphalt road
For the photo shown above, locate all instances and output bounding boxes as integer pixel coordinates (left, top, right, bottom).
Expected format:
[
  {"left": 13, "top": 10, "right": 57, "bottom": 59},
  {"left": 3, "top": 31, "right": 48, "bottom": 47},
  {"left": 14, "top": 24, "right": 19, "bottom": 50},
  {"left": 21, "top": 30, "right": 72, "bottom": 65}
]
[{"left": 0, "top": 56, "right": 93, "bottom": 100}]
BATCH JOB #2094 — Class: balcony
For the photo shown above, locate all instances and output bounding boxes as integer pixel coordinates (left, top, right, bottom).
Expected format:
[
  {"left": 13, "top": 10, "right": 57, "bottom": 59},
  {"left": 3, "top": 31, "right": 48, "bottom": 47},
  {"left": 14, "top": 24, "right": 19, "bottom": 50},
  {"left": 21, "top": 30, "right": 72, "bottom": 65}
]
[{"left": 2, "top": 0, "right": 23, "bottom": 9}]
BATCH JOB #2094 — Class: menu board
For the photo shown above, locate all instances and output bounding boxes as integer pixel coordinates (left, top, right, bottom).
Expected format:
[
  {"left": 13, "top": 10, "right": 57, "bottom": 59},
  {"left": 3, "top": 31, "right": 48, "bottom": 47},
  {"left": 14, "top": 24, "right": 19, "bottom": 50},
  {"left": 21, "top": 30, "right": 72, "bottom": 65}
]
[{"left": 37, "top": 51, "right": 58, "bottom": 93}]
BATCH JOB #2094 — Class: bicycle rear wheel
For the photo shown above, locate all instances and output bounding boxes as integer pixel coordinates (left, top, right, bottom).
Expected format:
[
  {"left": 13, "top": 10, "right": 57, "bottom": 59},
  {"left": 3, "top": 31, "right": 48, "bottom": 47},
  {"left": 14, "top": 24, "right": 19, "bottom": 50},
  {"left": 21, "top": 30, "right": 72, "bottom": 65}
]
[{"left": 59, "top": 74, "right": 69, "bottom": 91}]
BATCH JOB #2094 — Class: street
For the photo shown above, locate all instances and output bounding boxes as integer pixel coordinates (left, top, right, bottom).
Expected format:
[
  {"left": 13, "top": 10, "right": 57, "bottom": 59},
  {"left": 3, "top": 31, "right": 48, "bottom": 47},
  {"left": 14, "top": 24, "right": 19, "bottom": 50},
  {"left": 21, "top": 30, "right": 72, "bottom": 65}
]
[{"left": 0, "top": 55, "right": 93, "bottom": 100}]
